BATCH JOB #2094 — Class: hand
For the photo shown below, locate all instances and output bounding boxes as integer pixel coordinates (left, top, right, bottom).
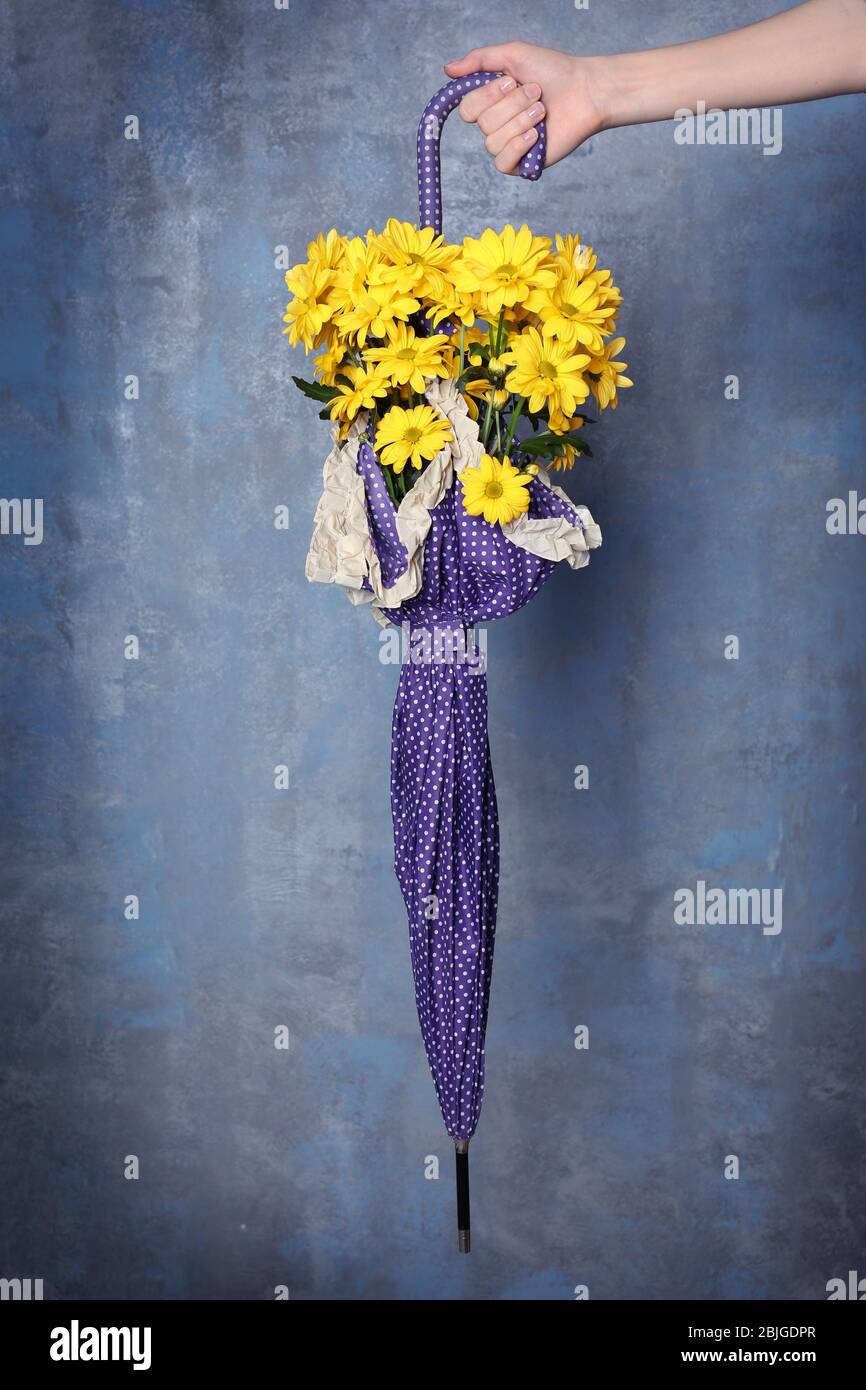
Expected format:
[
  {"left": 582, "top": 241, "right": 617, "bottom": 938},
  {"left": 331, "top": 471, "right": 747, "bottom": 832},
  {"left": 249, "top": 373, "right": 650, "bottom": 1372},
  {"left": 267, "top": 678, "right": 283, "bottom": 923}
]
[{"left": 444, "top": 41, "right": 609, "bottom": 174}]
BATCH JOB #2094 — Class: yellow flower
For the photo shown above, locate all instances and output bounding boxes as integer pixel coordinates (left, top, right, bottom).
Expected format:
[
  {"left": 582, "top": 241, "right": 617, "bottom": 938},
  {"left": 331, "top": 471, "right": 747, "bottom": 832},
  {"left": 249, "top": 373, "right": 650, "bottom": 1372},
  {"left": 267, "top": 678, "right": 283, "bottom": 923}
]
[
  {"left": 427, "top": 278, "right": 478, "bottom": 329},
  {"left": 375, "top": 404, "right": 453, "bottom": 474},
  {"left": 326, "top": 237, "right": 419, "bottom": 346},
  {"left": 312, "top": 333, "right": 346, "bottom": 385},
  {"left": 546, "top": 417, "right": 585, "bottom": 470},
  {"left": 376, "top": 219, "right": 458, "bottom": 298},
  {"left": 547, "top": 408, "right": 584, "bottom": 435},
  {"left": 534, "top": 270, "right": 619, "bottom": 354},
  {"left": 547, "top": 428, "right": 589, "bottom": 472},
  {"left": 453, "top": 224, "right": 555, "bottom": 317},
  {"left": 503, "top": 326, "right": 591, "bottom": 416},
  {"left": 336, "top": 278, "right": 420, "bottom": 346},
  {"left": 328, "top": 365, "right": 389, "bottom": 423},
  {"left": 282, "top": 261, "right": 335, "bottom": 351},
  {"left": 464, "top": 327, "right": 490, "bottom": 350},
  {"left": 306, "top": 229, "right": 347, "bottom": 273},
  {"left": 588, "top": 336, "right": 633, "bottom": 410},
  {"left": 458, "top": 453, "right": 534, "bottom": 527},
  {"left": 551, "top": 233, "right": 597, "bottom": 277},
  {"left": 363, "top": 322, "right": 451, "bottom": 393},
  {"left": 462, "top": 380, "right": 510, "bottom": 420}
]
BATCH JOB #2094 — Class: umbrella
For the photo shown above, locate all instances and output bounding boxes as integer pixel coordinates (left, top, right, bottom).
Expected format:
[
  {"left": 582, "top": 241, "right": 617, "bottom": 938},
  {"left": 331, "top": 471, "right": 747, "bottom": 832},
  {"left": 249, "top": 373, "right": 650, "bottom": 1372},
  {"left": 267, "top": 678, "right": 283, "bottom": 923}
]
[{"left": 305, "top": 74, "right": 601, "bottom": 1250}]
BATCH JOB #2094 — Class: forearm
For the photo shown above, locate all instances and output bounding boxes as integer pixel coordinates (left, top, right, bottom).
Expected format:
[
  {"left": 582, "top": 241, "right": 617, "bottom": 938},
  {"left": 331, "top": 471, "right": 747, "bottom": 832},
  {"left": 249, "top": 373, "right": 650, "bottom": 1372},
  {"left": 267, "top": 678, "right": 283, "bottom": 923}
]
[{"left": 593, "top": 0, "right": 866, "bottom": 130}]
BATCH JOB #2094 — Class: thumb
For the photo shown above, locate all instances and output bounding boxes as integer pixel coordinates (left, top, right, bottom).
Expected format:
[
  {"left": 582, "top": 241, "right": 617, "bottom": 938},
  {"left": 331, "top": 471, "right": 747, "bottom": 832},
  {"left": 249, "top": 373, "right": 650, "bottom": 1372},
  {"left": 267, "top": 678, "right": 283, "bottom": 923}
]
[{"left": 444, "top": 46, "right": 515, "bottom": 78}]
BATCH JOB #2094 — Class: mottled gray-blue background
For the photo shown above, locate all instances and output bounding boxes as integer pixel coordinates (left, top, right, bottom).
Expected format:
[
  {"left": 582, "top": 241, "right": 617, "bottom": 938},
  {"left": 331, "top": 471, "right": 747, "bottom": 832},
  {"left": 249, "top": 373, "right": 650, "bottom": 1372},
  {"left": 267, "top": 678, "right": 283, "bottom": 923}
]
[{"left": 1, "top": 0, "right": 864, "bottom": 1300}]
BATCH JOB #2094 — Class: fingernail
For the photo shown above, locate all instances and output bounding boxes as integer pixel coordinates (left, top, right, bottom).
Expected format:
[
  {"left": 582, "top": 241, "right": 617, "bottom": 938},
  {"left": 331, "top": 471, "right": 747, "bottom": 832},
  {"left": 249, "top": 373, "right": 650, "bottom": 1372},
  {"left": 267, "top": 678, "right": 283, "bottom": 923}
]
[
  {"left": 499, "top": 77, "right": 515, "bottom": 93},
  {"left": 523, "top": 83, "right": 541, "bottom": 101},
  {"left": 523, "top": 128, "right": 537, "bottom": 143},
  {"left": 527, "top": 104, "right": 543, "bottom": 120}
]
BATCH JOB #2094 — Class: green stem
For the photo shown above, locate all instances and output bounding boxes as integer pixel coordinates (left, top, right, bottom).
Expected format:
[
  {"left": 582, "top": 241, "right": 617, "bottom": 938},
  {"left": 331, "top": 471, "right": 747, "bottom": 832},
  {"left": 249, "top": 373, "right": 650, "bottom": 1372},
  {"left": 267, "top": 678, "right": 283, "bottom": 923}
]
[
  {"left": 458, "top": 324, "right": 465, "bottom": 379},
  {"left": 505, "top": 396, "right": 524, "bottom": 455},
  {"left": 480, "top": 392, "right": 495, "bottom": 449},
  {"left": 494, "top": 308, "right": 506, "bottom": 356},
  {"left": 495, "top": 408, "right": 501, "bottom": 456}
]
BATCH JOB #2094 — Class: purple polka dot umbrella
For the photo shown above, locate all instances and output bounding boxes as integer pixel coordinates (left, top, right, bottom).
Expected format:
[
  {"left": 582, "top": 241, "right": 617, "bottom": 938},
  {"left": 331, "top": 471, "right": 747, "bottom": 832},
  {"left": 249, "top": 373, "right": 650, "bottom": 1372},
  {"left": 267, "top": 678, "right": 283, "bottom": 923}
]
[{"left": 306, "top": 76, "right": 601, "bottom": 1251}]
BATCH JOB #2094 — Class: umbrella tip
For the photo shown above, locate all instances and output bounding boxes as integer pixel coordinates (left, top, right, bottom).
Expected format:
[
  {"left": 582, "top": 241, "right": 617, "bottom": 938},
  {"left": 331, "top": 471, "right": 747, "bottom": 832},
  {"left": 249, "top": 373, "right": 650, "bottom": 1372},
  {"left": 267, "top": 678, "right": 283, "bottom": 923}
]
[{"left": 454, "top": 1139, "right": 471, "bottom": 1252}]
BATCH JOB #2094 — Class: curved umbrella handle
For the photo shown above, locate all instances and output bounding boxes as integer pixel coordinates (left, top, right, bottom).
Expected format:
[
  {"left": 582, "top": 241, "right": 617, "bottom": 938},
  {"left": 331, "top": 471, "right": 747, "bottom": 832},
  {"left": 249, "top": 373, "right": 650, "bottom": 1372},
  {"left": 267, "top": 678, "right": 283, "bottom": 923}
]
[{"left": 417, "top": 72, "right": 547, "bottom": 236}]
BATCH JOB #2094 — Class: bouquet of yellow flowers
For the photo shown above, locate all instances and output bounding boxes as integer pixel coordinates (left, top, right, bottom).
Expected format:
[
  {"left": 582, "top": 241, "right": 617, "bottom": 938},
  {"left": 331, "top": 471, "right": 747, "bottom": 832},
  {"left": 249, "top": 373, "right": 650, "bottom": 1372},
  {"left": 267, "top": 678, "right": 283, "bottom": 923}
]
[
  {"left": 282, "top": 72, "right": 632, "bottom": 1253},
  {"left": 285, "top": 219, "right": 631, "bottom": 517}
]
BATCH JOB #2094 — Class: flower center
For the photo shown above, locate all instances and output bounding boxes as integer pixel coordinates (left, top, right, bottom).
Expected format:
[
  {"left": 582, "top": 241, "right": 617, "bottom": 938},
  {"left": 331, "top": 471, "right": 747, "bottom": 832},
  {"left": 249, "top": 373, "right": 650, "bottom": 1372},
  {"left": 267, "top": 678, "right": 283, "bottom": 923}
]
[
  {"left": 484, "top": 481, "right": 504, "bottom": 500},
  {"left": 396, "top": 347, "right": 417, "bottom": 360},
  {"left": 539, "top": 361, "right": 558, "bottom": 379},
  {"left": 497, "top": 262, "right": 518, "bottom": 278},
  {"left": 404, "top": 427, "right": 422, "bottom": 443}
]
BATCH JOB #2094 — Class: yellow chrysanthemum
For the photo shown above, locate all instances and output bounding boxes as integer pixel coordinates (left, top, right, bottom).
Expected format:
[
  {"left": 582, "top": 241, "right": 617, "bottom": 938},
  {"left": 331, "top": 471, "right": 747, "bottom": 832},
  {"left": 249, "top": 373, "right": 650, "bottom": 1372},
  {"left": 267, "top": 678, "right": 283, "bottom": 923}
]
[
  {"left": 376, "top": 219, "right": 458, "bottom": 298},
  {"left": 545, "top": 416, "right": 585, "bottom": 470},
  {"left": 551, "top": 233, "right": 597, "bottom": 277},
  {"left": 328, "top": 365, "right": 389, "bottom": 423},
  {"left": 427, "top": 281, "right": 478, "bottom": 329},
  {"left": 312, "top": 330, "right": 346, "bottom": 385},
  {"left": 335, "top": 278, "right": 420, "bottom": 346},
  {"left": 533, "top": 270, "right": 619, "bottom": 354},
  {"left": 325, "top": 236, "right": 419, "bottom": 346},
  {"left": 362, "top": 323, "right": 451, "bottom": 393},
  {"left": 462, "top": 381, "right": 511, "bottom": 420},
  {"left": 282, "top": 261, "right": 335, "bottom": 350},
  {"left": 462, "top": 351, "right": 511, "bottom": 417},
  {"left": 587, "top": 336, "right": 633, "bottom": 410},
  {"left": 306, "top": 228, "right": 347, "bottom": 273},
  {"left": 327, "top": 237, "right": 382, "bottom": 315},
  {"left": 453, "top": 225, "right": 555, "bottom": 317},
  {"left": 463, "top": 327, "right": 488, "bottom": 349},
  {"left": 503, "top": 326, "right": 591, "bottom": 416},
  {"left": 547, "top": 408, "right": 584, "bottom": 435},
  {"left": 374, "top": 404, "right": 453, "bottom": 474},
  {"left": 458, "top": 453, "right": 534, "bottom": 527}
]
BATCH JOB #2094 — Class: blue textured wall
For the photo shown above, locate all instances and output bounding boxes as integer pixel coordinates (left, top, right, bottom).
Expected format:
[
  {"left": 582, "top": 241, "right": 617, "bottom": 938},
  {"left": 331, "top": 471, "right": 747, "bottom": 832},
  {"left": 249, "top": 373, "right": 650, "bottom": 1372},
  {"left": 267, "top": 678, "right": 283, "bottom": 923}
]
[{"left": 1, "top": 0, "right": 864, "bottom": 1300}]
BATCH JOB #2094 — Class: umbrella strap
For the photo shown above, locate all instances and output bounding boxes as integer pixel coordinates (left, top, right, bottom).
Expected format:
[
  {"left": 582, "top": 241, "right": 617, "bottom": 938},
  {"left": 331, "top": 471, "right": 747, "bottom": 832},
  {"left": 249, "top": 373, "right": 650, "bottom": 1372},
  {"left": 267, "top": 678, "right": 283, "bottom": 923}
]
[{"left": 417, "top": 73, "right": 547, "bottom": 237}]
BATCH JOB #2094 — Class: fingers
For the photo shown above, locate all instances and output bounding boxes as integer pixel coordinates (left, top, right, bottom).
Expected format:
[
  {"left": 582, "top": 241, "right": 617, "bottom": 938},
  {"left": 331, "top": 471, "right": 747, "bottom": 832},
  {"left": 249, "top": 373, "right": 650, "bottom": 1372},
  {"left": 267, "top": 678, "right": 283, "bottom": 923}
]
[
  {"left": 465, "top": 78, "right": 540, "bottom": 129},
  {"left": 444, "top": 45, "right": 517, "bottom": 79},
  {"left": 493, "top": 125, "right": 539, "bottom": 175},
  {"left": 453, "top": 76, "right": 544, "bottom": 175},
  {"left": 480, "top": 91, "right": 544, "bottom": 152}
]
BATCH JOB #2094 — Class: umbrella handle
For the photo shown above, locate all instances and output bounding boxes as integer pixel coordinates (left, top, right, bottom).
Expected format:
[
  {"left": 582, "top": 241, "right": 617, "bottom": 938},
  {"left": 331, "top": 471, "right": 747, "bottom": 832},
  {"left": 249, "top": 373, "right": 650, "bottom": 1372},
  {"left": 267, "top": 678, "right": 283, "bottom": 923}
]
[
  {"left": 455, "top": 1139, "right": 471, "bottom": 1253},
  {"left": 417, "top": 73, "right": 547, "bottom": 237}
]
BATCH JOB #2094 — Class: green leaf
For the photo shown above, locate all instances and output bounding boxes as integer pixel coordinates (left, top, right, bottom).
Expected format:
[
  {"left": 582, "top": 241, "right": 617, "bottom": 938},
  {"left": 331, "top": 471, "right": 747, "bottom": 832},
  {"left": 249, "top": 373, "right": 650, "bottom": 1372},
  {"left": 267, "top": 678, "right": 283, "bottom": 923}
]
[
  {"left": 519, "top": 429, "right": 593, "bottom": 459},
  {"left": 292, "top": 375, "right": 339, "bottom": 403}
]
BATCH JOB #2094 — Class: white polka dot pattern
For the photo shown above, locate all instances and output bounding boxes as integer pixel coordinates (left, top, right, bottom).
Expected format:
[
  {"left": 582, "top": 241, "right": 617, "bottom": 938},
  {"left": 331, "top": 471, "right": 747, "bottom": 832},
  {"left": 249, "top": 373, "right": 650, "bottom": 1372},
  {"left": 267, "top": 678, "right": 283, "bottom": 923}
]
[
  {"left": 417, "top": 73, "right": 547, "bottom": 236},
  {"left": 356, "top": 451, "right": 589, "bottom": 1140}
]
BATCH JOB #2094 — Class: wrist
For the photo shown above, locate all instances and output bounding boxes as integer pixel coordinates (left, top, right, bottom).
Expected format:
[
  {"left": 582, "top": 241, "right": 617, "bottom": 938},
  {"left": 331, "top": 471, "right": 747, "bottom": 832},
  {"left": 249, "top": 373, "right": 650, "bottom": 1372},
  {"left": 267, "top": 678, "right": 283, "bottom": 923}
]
[{"left": 583, "top": 51, "right": 639, "bottom": 133}]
